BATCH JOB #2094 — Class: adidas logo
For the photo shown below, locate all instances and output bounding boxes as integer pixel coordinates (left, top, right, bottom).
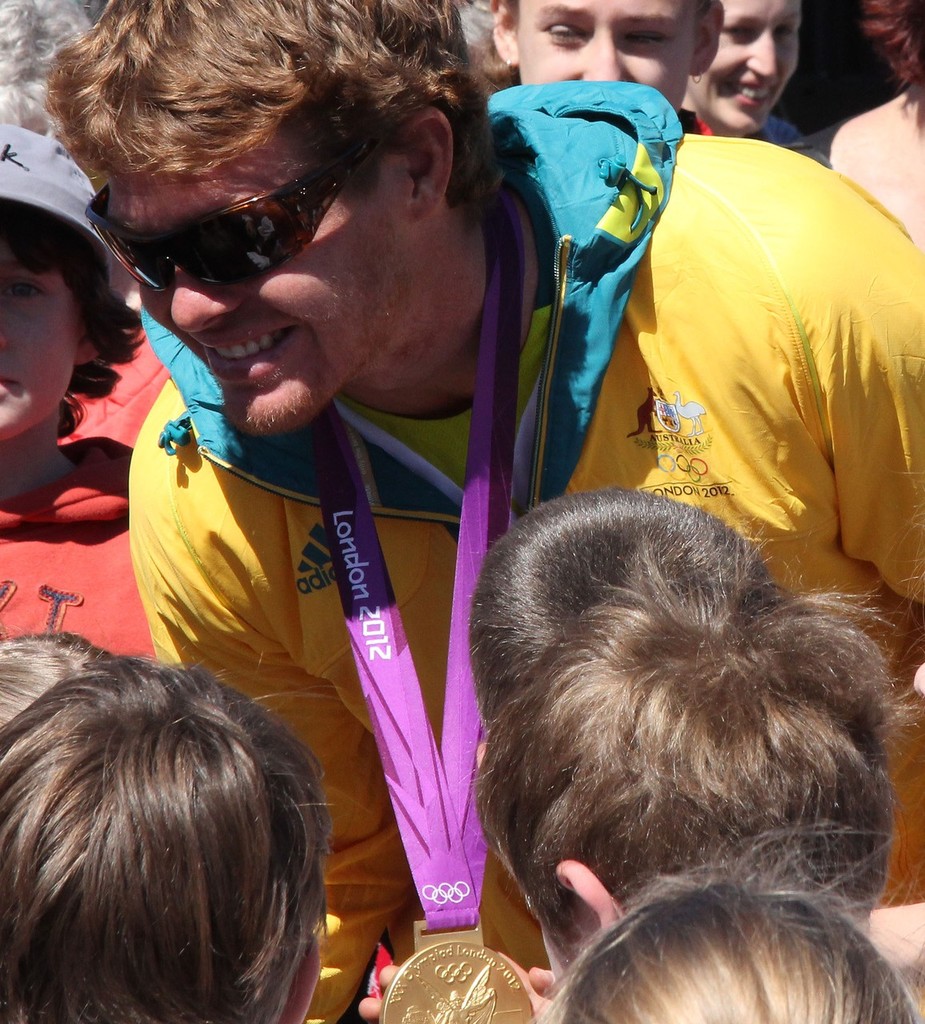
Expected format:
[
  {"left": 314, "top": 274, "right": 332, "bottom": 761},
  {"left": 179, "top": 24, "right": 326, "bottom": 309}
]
[{"left": 296, "top": 523, "right": 336, "bottom": 595}]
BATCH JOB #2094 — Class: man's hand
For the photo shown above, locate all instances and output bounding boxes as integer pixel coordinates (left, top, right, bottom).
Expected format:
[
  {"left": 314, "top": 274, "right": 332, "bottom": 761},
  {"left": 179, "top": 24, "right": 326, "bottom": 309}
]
[
  {"left": 357, "top": 959, "right": 555, "bottom": 1021},
  {"left": 870, "top": 903, "right": 925, "bottom": 969},
  {"left": 522, "top": 965, "right": 556, "bottom": 1012},
  {"left": 358, "top": 964, "right": 396, "bottom": 1023},
  {"left": 914, "top": 663, "right": 925, "bottom": 697}
]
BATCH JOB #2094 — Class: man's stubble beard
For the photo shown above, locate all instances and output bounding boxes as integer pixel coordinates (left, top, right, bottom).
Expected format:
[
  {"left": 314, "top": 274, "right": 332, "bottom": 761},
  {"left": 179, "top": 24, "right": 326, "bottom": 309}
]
[
  {"left": 222, "top": 221, "right": 412, "bottom": 435},
  {"left": 225, "top": 381, "right": 325, "bottom": 436}
]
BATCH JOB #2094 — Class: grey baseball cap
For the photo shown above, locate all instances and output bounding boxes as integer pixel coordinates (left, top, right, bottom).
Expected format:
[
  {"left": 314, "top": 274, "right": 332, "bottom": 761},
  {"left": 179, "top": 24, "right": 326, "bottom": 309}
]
[{"left": 0, "top": 124, "right": 109, "bottom": 266}]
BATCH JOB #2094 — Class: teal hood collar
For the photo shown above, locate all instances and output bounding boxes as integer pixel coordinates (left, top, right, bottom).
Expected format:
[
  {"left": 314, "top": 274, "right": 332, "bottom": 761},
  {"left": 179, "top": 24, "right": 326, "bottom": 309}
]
[{"left": 489, "top": 83, "right": 681, "bottom": 502}]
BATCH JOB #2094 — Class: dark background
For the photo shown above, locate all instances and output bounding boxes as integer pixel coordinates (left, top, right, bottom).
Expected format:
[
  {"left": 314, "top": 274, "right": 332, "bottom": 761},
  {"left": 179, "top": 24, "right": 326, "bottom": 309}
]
[{"left": 781, "top": 0, "right": 896, "bottom": 132}]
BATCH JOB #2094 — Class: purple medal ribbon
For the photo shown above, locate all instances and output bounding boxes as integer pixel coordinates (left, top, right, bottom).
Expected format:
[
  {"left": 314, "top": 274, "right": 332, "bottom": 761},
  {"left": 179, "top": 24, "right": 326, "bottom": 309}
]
[{"left": 313, "top": 191, "right": 524, "bottom": 931}]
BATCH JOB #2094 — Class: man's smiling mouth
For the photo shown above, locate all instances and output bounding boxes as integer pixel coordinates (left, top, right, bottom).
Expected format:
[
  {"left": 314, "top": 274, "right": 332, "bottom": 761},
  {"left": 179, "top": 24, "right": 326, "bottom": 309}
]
[{"left": 213, "top": 331, "right": 283, "bottom": 360}]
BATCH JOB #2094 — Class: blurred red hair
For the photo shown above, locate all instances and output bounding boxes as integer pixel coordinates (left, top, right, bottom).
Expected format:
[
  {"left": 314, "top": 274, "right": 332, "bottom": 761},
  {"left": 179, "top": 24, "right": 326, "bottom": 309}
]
[{"left": 863, "top": 0, "right": 925, "bottom": 88}]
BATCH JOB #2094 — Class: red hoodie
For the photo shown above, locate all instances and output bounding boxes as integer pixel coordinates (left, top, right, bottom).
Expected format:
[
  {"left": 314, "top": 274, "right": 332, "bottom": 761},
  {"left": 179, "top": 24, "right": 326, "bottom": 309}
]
[
  {"left": 68, "top": 339, "right": 169, "bottom": 447},
  {"left": 0, "top": 437, "right": 152, "bottom": 654}
]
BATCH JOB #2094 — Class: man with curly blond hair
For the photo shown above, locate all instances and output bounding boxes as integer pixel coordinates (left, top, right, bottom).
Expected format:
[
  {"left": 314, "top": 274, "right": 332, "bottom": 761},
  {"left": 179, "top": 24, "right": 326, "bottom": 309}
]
[{"left": 48, "top": 0, "right": 925, "bottom": 1019}]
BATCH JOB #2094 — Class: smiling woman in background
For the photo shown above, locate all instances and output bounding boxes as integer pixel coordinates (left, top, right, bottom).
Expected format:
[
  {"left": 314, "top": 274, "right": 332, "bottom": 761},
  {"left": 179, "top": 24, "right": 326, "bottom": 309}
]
[
  {"left": 684, "top": 0, "right": 802, "bottom": 141},
  {"left": 488, "top": 0, "right": 723, "bottom": 109}
]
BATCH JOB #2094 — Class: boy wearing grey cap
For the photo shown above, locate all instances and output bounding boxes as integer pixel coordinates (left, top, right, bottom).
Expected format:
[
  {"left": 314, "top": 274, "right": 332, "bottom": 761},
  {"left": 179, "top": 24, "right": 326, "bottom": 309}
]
[{"left": 0, "top": 125, "right": 150, "bottom": 653}]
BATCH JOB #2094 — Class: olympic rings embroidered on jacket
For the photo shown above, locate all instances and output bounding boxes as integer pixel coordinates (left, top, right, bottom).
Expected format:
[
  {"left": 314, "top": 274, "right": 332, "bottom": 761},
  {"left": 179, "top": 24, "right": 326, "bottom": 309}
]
[{"left": 657, "top": 452, "right": 709, "bottom": 482}]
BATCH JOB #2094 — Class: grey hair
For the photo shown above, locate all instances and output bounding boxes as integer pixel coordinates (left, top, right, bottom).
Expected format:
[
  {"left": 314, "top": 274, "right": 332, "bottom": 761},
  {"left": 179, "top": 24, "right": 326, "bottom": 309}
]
[{"left": 0, "top": 0, "right": 90, "bottom": 135}]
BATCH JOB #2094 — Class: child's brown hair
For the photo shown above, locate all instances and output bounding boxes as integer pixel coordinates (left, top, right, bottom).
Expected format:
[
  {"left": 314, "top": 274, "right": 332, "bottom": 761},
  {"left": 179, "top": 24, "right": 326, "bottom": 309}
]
[
  {"left": 472, "top": 488, "right": 897, "bottom": 957},
  {"left": 0, "top": 655, "right": 330, "bottom": 1024}
]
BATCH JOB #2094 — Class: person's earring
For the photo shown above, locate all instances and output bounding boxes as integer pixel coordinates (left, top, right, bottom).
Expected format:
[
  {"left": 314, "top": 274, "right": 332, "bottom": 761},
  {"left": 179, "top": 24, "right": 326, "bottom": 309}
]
[{"left": 692, "top": 73, "right": 703, "bottom": 83}]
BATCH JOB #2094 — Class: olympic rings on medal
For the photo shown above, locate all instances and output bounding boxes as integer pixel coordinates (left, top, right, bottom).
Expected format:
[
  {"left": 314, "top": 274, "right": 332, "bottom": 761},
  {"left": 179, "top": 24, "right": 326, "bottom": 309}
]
[
  {"left": 657, "top": 452, "right": 709, "bottom": 482},
  {"left": 422, "top": 881, "right": 472, "bottom": 905},
  {"left": 435, "top": 963, "right": 474, "bottom": 984}
]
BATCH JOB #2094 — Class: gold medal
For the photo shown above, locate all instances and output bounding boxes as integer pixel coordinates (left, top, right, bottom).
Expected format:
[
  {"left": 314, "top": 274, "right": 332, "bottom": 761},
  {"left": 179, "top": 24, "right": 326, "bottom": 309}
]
[{"left": 381, "top": 924, "right": 533, "bottom": 1024}]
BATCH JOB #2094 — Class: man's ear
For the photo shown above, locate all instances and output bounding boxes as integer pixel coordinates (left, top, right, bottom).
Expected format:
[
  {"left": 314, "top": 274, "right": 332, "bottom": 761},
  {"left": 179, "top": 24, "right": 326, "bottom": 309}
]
[
  {"left": 556, "top": 859, "right": 623, "bottom": 932},
  {"left": 491, "top": 0, "right": 520, "bottom": 69},
  {"left": 388, "top": 107, "right": 455, "bottom": 218},
  {"left": 690, "top": 0, "right": 723, "bottom": 77},
  {"left": 278, "top": 943, "right": 321, "bottom": 1024}
]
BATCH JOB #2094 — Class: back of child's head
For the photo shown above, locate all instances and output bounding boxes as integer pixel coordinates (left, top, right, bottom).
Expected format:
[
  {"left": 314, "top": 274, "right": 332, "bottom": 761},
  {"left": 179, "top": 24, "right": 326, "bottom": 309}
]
[
  {"left": 472, "top": 489, "right": 897, "bottom": 952},
  {"left": 543, "top": 870, "right": 920, "bottom": 1024},
  {"left": 0, "top": 631, "right": 109, "bottom": 726},
  {"left": 0, "top": 655, "right": 330, "bottom": 1024},
  {"left": 0, "top": 124, "right": 139, "bottom": 435},
  {"left": 471, "top": 486, "right": 775, "bottom": 723}
]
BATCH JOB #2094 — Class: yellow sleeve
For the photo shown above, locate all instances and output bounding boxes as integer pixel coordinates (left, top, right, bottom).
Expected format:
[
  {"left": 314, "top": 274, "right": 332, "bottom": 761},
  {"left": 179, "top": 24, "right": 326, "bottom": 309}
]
[
  {"left": 805, "top": 225, "right": 925, "bottom": 607},
  {"left": 659, "top": 139, "right": 925, "bottom": 899},
  {"left": 658, "top": 137, "right": 925, "bottom": 611},
  {"left": 784, "top": 174, "right": 925, "bottom": 899}
]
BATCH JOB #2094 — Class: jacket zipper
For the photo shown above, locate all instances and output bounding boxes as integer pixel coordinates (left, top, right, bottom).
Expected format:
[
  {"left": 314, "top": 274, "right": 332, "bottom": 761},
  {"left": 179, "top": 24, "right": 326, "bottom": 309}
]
[{"left": 528, "top": 233, "right": 571, "bottom": 508}]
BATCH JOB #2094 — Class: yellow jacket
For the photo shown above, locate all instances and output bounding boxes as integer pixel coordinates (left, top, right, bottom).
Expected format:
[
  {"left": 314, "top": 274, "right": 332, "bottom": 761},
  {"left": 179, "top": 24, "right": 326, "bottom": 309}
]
[{"left": 132, "top": 100, "right": 925, "bottom": 1021}]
